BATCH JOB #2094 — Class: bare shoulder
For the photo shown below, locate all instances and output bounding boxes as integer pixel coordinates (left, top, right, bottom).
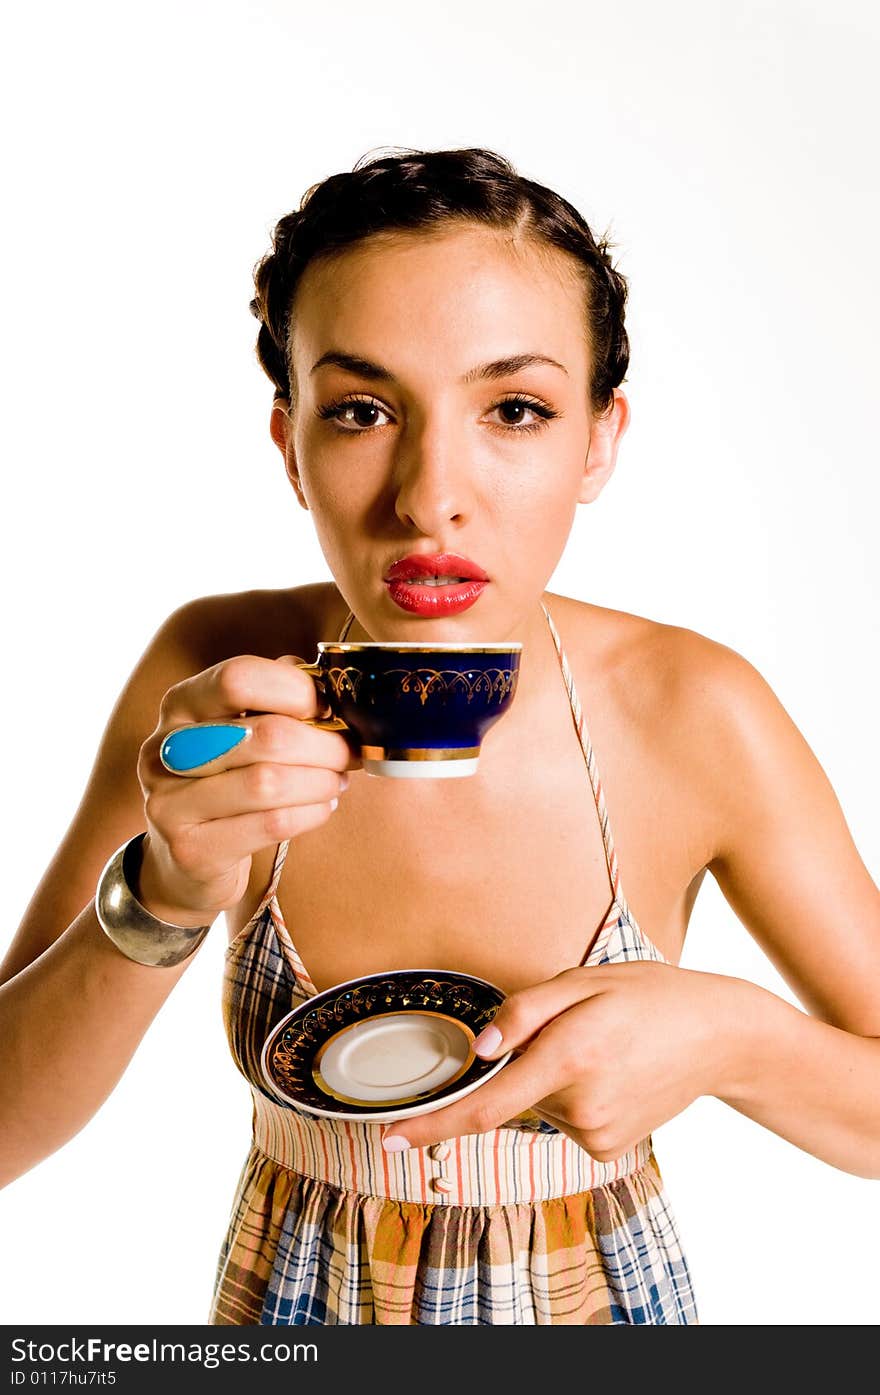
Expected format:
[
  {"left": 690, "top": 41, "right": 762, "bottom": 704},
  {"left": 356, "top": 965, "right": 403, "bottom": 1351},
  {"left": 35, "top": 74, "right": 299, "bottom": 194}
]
[
  {"left": 159, "top": 579, "right": 342, "bottom": 670},
  {"left": 547, "top": 590, "right": 768, "bottom": 716},
  {"left": 548, "top": 592, "right": 797, "bottom": 856},
  {"left": 79, "top": 581, "right": 340, "bottom": 765}
]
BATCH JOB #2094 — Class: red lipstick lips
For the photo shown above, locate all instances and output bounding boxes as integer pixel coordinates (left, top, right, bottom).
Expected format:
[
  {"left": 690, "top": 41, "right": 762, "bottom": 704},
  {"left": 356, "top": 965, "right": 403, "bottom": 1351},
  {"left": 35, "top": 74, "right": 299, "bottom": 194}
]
[{"left": 384, "top": 552, "right": 489, "bottom": 617}]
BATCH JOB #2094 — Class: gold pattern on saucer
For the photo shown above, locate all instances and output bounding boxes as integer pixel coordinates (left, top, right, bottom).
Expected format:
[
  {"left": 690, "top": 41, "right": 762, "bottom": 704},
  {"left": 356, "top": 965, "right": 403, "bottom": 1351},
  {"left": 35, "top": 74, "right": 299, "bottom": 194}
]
[{"left": 262, "top": 972, "right": 506, "bottom": 1119}]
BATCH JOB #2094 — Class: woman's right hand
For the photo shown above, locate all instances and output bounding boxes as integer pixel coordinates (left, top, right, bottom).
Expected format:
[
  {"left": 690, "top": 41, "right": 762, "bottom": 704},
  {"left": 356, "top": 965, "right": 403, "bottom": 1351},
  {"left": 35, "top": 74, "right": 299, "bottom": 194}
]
[{"left": 135, "top": 654, "right": 359, "bottom": 926}]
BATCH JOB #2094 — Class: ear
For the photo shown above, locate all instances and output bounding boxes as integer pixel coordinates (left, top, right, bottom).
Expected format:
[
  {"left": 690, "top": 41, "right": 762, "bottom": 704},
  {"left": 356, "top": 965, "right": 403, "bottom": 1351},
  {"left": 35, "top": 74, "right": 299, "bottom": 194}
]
[
  {"left": 270, "top": 398, "right": 309, "bottom": 511},
  {"left": 578, "top": 389, "right": 630, "bottom": 504}
]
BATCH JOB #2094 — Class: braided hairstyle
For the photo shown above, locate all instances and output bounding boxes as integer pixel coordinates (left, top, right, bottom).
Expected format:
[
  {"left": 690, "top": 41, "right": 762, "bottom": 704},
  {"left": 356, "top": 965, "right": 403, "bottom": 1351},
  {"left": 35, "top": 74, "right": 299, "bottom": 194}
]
[{"left": 251, "top": 147, "right": 629, "bottom": 417}]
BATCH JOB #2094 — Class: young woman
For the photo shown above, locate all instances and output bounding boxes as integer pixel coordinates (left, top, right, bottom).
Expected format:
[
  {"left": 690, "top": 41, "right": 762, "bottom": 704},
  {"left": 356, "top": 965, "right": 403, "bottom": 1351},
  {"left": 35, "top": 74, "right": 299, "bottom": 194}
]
[{"left": 1, "top": 147, "right": 878, "bottom": 1326}]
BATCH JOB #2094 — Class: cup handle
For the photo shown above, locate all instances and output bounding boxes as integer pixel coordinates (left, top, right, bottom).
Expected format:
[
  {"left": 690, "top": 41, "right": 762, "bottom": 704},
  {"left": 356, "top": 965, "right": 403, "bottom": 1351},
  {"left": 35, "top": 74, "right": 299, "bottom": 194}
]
[{"left": 294, "top": 660, "right": 349, "bottom": 731}]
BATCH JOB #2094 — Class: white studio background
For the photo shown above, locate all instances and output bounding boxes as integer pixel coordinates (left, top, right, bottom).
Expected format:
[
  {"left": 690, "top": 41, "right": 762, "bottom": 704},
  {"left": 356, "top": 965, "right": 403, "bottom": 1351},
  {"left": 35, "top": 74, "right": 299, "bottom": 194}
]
[{"left": 1, "top": 0, "right": 877, "bottom": 1328}]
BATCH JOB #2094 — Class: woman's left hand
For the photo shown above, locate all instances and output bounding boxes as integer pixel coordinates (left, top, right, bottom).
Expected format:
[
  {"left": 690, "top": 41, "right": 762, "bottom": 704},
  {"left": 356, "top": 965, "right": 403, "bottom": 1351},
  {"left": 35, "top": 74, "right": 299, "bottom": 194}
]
[{"left": 382, "top": 961, "right": 748, "bottom": 1159}]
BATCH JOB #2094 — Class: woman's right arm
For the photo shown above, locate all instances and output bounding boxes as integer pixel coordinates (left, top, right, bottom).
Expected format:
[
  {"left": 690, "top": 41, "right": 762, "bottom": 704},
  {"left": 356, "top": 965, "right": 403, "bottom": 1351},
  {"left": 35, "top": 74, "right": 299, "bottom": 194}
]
[{"left": 0, "top": 599, "right": 355, "bottom": 1187}]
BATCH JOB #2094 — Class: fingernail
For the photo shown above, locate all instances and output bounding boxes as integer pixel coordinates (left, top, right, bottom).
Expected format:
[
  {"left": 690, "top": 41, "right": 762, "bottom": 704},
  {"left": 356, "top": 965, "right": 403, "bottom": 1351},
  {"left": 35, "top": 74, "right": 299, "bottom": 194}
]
[
  {"left": 160, "top": 724, "right": 248, "bottom": 772},
  {"left": 382, "top": 1134, "right": 411, "bottom": 1153},
  {"left": 339, "top": 773, "right": 350, "bottom": 792},
  {"left": 329, "top": 797, "right": 339, "bottom": 811},
  {"left": 473, "top": 1024, "right": 503, "bottom": 1057}
]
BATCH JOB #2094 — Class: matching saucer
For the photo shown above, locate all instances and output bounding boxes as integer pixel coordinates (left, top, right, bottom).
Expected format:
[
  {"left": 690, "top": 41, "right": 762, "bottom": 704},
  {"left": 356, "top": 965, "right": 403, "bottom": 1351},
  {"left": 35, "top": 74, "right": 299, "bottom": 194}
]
[{"left": 260, "top": 969, "right": 512, "bottom": 1123}]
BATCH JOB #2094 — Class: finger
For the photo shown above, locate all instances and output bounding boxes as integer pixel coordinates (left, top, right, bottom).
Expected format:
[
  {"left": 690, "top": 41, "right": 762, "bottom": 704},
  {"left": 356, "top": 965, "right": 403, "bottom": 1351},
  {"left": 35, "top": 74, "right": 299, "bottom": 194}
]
[
  {"left": 160, "top": 654, "right": 325, "bottom": 728},
  {"left": 157, "top": 712, "right": 357, "bottom": 778},
  {"left": 151, "top": 761, "right": 349, "bottom": 822},
  {"left": 275, "top": 654, "right": 334, "bottom": 721},
  {"left": 528, "top": 1103, "right": 585, "bottom": 1144},
  {"left": 381, "top": 1015, "right": 586, "bottom": 1153},
  {"left": 161, "top": 799, "right": 342, "bottom": 877},
  {"left": 470, "top": 968, "right": 608, "bottom": 1058}
]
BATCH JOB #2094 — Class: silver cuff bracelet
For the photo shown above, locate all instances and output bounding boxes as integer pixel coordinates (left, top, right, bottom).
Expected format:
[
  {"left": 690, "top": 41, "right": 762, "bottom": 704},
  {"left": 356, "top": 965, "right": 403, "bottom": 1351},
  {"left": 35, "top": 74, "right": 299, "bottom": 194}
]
[{"left": 95, "top": 833, "right": 213, "bottom": 968}]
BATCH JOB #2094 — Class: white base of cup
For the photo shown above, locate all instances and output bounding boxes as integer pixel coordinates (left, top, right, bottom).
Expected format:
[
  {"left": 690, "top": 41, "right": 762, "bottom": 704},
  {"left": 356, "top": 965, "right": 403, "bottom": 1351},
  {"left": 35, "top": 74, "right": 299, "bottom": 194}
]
[{"left": 364, "top": 757, "right": 480, "bottom": 779}]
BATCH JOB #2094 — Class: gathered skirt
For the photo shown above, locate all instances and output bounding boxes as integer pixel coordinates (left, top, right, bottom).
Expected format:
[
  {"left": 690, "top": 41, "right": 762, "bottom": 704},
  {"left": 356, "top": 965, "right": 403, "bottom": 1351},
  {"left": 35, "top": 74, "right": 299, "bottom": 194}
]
[{"left": 209, "top": 1142, "right": 698, "bottom": 1326}]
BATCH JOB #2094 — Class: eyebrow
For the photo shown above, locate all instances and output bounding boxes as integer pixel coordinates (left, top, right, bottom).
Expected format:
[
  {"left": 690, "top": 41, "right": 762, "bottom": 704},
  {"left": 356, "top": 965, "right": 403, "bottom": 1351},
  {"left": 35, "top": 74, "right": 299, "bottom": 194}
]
[{"left": 309, "top": 350, "right": 568, "bottom": 382}]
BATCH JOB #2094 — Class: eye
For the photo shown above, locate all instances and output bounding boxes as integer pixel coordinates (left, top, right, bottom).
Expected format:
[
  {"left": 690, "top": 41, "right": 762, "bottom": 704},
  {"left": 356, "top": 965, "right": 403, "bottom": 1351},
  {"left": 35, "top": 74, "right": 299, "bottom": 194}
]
[
  {"left": 487, "top": 394, "right": 560, "bottom": 434},
  {"left": 316, "top": 395, "right": 394, "bottom": 432}
]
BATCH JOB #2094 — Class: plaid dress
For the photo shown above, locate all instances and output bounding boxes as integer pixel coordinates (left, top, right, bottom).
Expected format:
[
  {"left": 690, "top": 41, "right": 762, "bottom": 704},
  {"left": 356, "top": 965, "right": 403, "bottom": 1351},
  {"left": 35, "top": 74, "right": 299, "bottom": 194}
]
[{"left": 208, "top": 604, "right": 698, "bottom": 1325}]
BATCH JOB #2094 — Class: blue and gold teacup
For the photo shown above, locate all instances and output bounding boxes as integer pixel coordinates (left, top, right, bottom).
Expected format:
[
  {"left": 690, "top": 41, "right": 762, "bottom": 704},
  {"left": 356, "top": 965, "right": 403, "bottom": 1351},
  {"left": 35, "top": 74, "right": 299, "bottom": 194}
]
[{"left": 299, "top": 641, "right": 522, "bottom": 779}]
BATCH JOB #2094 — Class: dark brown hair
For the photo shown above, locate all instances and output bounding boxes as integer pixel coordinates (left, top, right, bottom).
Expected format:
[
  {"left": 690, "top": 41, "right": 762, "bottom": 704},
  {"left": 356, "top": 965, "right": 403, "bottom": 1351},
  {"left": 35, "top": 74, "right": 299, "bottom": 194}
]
[{"left": 250, "top": 146, "right": 629, "bottom": 416}]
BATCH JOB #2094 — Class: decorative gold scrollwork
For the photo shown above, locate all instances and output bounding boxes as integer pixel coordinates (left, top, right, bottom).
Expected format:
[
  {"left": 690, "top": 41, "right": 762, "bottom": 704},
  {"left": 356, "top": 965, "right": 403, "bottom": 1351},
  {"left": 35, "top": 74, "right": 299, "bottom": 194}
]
[{"left": 323, "top": 666, "right": 519, "bottom": 706}]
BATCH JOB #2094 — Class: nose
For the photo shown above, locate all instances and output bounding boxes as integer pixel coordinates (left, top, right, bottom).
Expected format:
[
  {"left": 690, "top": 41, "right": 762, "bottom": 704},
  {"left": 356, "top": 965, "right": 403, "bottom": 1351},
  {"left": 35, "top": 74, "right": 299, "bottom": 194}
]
[{"left": 392, "top": 417, "right": 474, "bottom": 534}]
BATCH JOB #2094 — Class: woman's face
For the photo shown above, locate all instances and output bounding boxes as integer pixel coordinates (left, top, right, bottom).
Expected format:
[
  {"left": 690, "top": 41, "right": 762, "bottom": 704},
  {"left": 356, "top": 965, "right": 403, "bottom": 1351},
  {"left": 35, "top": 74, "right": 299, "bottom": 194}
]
[{"left": 275, "top": 222, "right": 629, "bottom": 641}]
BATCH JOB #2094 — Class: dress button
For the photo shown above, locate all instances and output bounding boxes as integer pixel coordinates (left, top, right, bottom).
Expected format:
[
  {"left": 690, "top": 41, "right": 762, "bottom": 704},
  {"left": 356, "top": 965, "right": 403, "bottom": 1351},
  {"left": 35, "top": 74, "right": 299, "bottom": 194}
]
[
  {"left": 430, "top": 1176, "right": 453, "bottom": 1195},
  {"left": 429, "top": 1143, "right": 452, "bottom": 1162}
]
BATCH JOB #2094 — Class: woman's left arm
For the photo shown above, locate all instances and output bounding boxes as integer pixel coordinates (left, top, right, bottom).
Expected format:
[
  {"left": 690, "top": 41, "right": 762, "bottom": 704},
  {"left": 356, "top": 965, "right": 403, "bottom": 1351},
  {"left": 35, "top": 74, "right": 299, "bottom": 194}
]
[
  {"left": 687, "top": 641, "right": 880, "bottom": 1175},
  {"left": 383, "top": 644, "right": 880, "bottom": 1176}
]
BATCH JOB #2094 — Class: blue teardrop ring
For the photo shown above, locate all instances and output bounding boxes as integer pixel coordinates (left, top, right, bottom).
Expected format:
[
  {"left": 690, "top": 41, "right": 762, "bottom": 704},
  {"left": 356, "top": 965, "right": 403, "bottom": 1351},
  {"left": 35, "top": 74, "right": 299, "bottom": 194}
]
[{"left": 159, "top": 723, "right": 249, "bottom": 775}]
